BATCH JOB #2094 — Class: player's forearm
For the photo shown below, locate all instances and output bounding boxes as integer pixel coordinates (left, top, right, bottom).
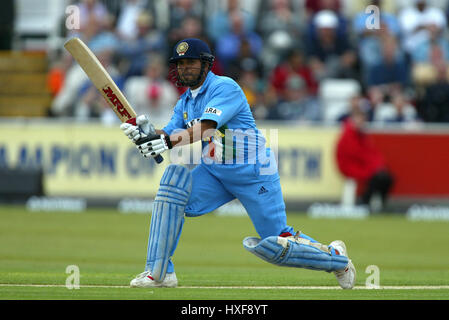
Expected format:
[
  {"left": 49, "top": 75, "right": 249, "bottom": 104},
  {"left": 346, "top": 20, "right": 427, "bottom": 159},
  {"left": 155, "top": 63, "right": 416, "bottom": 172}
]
[{"left": 169, "top": 120, "right": 217, "bottom": 147}]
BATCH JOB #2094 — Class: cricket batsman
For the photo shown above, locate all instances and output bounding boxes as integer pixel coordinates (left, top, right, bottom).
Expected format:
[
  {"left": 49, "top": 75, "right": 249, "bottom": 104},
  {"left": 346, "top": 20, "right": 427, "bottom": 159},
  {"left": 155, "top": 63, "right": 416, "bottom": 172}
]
[{"left": 120, "top": 38, "right": 356, "bottom": 289}]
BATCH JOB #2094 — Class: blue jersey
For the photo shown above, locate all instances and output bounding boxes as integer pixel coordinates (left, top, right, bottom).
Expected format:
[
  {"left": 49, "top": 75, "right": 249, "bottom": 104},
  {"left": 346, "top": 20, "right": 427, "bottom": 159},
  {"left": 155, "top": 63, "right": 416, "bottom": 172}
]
[
  {"left": 163, "top": 71, "right": 266, "bottom": 164},
  {"left": 148, "top": 72, "right": 293, "bottom": 277}
]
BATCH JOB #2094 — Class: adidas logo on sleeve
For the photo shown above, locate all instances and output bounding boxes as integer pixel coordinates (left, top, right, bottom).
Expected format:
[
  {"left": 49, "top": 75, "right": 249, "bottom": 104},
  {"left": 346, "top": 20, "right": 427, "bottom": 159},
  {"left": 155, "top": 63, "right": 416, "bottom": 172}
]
[{"left": 258, "top": 186, "right": 268, "bottom": 195}]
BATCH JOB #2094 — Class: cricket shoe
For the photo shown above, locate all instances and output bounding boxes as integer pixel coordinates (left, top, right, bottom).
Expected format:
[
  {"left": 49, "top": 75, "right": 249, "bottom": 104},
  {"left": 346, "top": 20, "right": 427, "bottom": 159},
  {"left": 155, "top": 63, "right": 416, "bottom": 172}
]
[
  {"left": 329, "top": 240, "right": 356, "bottom": 289},
  {"left": 130, "top": 271, "right": 178, "bottom": 288}
]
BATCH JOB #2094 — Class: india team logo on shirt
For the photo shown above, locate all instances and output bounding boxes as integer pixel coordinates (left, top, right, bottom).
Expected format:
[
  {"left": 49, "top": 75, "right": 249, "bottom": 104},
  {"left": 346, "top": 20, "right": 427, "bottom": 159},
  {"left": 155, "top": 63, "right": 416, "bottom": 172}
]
[{"left": 176, "top": 42, "right": 189, "bottom": 56}]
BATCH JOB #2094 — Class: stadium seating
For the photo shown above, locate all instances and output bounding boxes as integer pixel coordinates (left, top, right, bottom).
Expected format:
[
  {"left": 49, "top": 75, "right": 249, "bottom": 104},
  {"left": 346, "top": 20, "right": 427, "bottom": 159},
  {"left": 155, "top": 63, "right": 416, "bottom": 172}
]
[
  {"left": 0, "top": 51, "right": 52, "bottom": 117},
  {"left": 319, "top": 79, "right": 361, "bottom": 122}
]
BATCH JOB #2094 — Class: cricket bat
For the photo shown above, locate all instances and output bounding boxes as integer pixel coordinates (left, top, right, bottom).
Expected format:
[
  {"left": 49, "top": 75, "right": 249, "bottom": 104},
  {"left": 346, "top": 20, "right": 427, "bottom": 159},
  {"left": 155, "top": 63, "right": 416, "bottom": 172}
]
[{"left": 64, "top": 37, "right": 163, "bottom": 163}]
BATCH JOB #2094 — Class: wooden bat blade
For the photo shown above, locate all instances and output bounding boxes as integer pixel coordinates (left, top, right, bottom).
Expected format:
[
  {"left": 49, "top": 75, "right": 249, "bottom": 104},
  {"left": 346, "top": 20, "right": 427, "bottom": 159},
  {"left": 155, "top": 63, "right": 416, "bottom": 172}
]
[
  {"left": 64, "top": 37, "right": 164, "bottom": 164},
  {"left": 64, "top": 37, "right": 136, "bottom": 123}
]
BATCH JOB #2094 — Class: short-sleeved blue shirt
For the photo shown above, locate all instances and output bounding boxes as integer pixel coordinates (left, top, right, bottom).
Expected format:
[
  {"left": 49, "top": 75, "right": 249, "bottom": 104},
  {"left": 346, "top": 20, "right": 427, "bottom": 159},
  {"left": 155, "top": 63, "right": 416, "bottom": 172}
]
[{"left": 163, "top": 71, "right": 266, "bottom": 164}]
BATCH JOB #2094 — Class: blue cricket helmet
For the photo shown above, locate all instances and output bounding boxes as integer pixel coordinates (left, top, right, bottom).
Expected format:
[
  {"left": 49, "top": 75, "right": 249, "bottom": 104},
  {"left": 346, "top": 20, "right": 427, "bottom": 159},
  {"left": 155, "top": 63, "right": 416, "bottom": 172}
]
[{"left": 169, "top": 38, "right": 215, "bottom": 64}]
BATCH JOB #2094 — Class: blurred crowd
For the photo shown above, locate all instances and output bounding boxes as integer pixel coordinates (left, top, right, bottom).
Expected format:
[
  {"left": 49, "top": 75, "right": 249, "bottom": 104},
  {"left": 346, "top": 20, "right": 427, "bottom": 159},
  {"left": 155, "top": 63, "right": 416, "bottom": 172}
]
[{"left": 48, "top": 0, "right": 449, "bottom": 125}]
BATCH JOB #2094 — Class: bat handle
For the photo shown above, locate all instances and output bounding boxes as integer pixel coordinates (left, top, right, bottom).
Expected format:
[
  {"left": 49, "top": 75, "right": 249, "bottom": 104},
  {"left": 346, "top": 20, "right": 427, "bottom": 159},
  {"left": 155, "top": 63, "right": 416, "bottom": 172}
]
[
  {"left": 127, "top": 118, "right": 164, "bottom": 164},
  {"left": 154, "top": 154, "right": 164, "bottom": 164},
  {"left": 134, "top": 135, "right": 164, "bottom": 164}
]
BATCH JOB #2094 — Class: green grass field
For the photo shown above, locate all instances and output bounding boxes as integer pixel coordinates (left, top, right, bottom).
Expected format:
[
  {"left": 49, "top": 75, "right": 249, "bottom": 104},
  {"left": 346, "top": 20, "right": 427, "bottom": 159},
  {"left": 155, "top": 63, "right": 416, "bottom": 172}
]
[{"left": 0, "top": 205, "right": 448, "bottom": 300}]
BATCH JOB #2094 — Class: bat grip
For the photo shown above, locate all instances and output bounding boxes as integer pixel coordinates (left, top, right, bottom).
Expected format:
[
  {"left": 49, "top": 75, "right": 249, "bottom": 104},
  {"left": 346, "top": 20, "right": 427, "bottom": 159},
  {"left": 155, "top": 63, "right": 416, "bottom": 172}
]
[
  {"left": 127, "top": 118, "right": 164, "bottom": 164},
  {"left": 154, "top": 154, "right": 164, "bottom": 164},
  {"left": 134, "top": 135, "right": 164, "bottom": 164}
]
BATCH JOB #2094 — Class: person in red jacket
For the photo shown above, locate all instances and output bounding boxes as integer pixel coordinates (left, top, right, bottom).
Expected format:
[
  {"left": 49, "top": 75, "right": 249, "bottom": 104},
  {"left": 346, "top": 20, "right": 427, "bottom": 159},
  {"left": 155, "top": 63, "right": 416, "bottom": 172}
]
[{"left": 335, "top": 104, "right": 394, "bottom": 211}]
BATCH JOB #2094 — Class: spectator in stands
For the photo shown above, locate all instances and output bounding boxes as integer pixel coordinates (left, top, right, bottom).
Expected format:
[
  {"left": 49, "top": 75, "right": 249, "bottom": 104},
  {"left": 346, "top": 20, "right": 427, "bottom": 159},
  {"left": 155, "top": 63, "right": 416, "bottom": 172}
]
[
  {"left": 305, "top": 10, "right": 358, "bottom": 81},
  {"left": 335, "top": 105, "right": 394, "bottom": 212},
  {"left": 410, "top": 13, "right": 449, "bottom": 86},
  {"left": 352, "top": 0, "right": 401, "bottom": 84},
  {"left": 168, "top": 14, "right": 211, "bottom": 56},
  {"left": 258, "top": 0, "right": 303, "bottom": 68},
  {"left": 215, "top": 10, "right": 263, "bottom": 70},
  {"left": 71, "top": 47, "right": 122, "bottom": 123},
  {"left": 70, "top": 0, "right": 107, "bottom": 44},
  {"left": 398, "top": 0, "right": 447, "bottom": 56},
  {"left": 418, "top": 61, "right": 449, "bottom": 122},
  {"left": 269, "top": 48, "right": 318, "bottom": 100},
  {"left": 235, "top": 61, "right": 264, "bottom": 111},
  {"left": 304, "top": 0, "right": 342, "bottom": 17},
  {"left": 47, "top": 52, "right": 73, "bottom": 98},
  {"left": 75, "top": 83, "right": 116, "bottom": 123},
  {"left": 76, "top": 0, "right": 109, "bottom": 34},
  {"left": 180, "top": 14, "right": 203, "bottom": 39},
  {"left": 207, "top": 0, "right": 256, "bottom": 45},
  {"left": 69, "top": 2, "right": 119, "bottom": 61},
  {"left": 412, "top": 19, "right": 449, "bottom": 64},
  {"left": 251, "top": 83, "right": 279, "bottom": 120},
  {"left": 222, "top": 13, "right": 262, "bottom": 97},
  {"left": 339, "top": 94, "right": 374, "bottom": 122},
  {"left": 86, "top": 13, "right": 120, "bottom": 56},
  {"left": 116, "top": 0, "right": 147, "bottom": 41},
  {"left": 51, "top": 38, "right": 120, "bottom": 118},
  {"left": 117, "top": 11, "right": 166, "bottom": 78},
  {"left": 365, "top": 35, "right": 409, "bottom": 93},
  {"left": 50, "top": 52, "right": 87, "bottom": 117},
  {"left": 373, "top": 92, "right": 419, "bottom": 124},
  {"left": 167, "top": 0, "right": 204, "bottom": 45},
  {"left": 226, "top": 39, "right": 264, "bottom": 80},
  {"left": 305, "top": 0, "right": 348, "bottom": 39},
  {"left": 123, "top": 54, "right": 179, "bottom": 125},
  {"left": 268, "top": 75, "right": 321, "bottom": 121}
]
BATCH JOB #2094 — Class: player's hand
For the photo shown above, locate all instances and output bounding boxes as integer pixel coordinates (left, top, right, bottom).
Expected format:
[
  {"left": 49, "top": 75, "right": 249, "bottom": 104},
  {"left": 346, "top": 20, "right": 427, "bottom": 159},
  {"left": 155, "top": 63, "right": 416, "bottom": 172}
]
[
  {"left": 120, "top": 122, "right": 143, "bottom": 142},
  {"left": 136, "top": 134, "right": 173, "bottom": 158},
  {"left": 120, "top": 115, "right": 153, "bottom": 143}
]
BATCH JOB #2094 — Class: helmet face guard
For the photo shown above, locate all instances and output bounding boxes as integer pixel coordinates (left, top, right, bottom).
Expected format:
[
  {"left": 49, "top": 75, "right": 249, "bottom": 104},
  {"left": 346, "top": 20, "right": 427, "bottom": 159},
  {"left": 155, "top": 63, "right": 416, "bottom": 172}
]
[
  {"left": 169, "top": 53, "right": 214, "bottom": 88},
  {"left": 168, "top": 39, "right": 215, "bottom": 87}
]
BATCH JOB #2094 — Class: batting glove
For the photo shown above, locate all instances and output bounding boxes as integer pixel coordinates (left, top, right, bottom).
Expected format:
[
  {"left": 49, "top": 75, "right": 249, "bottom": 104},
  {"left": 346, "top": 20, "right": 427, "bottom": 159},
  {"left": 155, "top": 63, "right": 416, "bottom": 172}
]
[
  {"left": 120, "top": 115, "right": 154, "bottom": 143},
  {"left": 136, "top": 134, "right": 173, "bottom": 158}
]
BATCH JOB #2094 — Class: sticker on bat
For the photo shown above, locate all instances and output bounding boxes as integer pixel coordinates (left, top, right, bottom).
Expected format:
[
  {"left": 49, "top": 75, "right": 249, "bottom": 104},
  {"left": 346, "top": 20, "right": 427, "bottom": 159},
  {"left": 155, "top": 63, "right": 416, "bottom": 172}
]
[{"left": 102, "top": 86, "right": 132, "bottom": 119}]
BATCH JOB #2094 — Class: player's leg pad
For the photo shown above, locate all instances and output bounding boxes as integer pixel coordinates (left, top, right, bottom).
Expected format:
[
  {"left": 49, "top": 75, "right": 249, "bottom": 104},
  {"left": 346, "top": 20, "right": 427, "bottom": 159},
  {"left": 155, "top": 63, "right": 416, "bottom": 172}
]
[
  {"left": 243, "top": 235, "right": 348, "bottom": 272},
  {"left": 148, "top": 164, "right": 192, "bottom": 282}
]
